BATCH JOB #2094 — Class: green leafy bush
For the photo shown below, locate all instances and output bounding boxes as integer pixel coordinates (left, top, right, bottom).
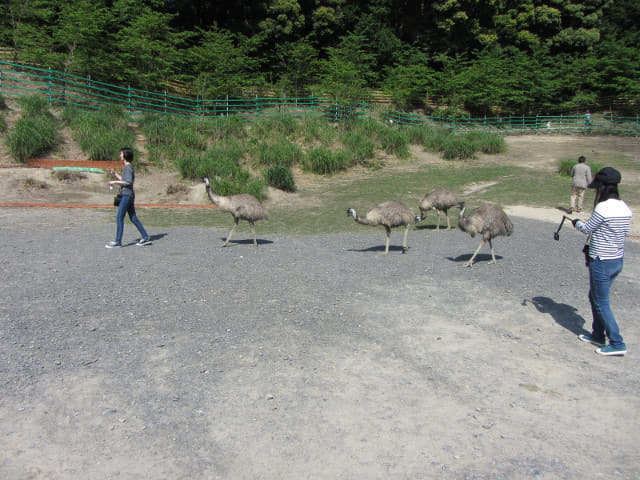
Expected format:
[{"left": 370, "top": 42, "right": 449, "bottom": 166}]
[{"left": 264, "top": 165, "right": 296, "bottom": 192}]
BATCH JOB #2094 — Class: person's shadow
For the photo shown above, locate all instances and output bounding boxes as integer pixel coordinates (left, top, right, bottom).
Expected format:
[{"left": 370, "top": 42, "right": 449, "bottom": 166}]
[{"left": 528, "top": 296, "right": 589, "bottom": 335}]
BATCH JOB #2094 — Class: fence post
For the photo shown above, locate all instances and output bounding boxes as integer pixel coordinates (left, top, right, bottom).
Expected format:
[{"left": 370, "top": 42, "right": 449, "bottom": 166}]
[
  {"left": 226, "top": 95, "right": 229, "bottom": 116},
  {"left": 164, "top": 91, "right": 167, "bottom": 113},
  {"left": 128, "top": 85, "right": 132, "bottom": 114},
  {"left": 47, "top": 67, "right": 53, "bottom": 104}
]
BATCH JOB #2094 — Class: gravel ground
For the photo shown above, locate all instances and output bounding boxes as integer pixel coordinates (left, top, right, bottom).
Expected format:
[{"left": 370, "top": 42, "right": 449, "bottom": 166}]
[{"left": 1, "top": 208, "right": 639, "bottom": 479}]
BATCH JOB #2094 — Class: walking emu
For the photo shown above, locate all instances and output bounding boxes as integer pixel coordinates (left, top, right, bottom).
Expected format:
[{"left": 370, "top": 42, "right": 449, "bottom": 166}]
[
  {"left": 346, "top": 201, "right": 414, "bottom": 255},
  {"left": 415, "top": 188, "right": 464, "bottom": 230},
  {"left": 203, "top": 177, "right": 269, "bottom": 247},
  {"left": 457, "top": 203, "right": 513, "bottom": 266}
]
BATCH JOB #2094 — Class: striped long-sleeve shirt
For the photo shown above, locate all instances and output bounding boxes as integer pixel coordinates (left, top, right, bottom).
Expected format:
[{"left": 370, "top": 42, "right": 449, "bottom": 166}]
[{"left": 575, "top": 198, "right": 632, "bottom": 260}]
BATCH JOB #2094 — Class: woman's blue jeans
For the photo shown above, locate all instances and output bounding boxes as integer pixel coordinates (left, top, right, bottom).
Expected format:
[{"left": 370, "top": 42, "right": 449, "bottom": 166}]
[
  {"left": 115, "top": 195, "right": 148, "bottom": 244},
  {"left": 588, "top": 256, "right": 625, "bottom": 348}
]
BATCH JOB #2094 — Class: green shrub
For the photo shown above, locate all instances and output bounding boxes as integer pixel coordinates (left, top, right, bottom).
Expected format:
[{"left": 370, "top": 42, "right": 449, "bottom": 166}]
[
  {"left": 5, "top": 115, "right": 59, "bottom": 162},
  {"left": 0, "top": 94, "right": 7, "bottom": 110},
  {"left": 306, "top": 148, "right": 347, "bottom": 174},
  {"left": 264, "top": 165, "right": 296, "bottom": 192},
  {"left": 257, "top": 140, "right": 302, "bottom": 166}
]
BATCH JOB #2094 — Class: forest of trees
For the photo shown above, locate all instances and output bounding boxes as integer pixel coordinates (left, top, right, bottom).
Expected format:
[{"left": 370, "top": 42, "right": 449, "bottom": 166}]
[{"left": 1, "top": 0, "right": 639, "bottom": 116}]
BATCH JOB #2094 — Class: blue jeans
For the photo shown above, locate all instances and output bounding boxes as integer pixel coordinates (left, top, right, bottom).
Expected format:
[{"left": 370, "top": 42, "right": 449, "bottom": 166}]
[
  {"left": 115, "top": 194, "right": 148, "bottom": 244},
  {"left": 588, "top": 256, "right": 625, "bottom": 348}
]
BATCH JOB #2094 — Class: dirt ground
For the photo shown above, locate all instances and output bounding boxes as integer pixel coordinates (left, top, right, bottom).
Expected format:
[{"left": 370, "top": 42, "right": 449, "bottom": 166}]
[{"left": 1, "top": 135, "right": 640, "bottom": 479}]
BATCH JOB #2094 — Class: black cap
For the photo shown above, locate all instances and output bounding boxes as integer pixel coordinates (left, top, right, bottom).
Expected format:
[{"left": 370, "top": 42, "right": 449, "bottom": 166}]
[{"left": 588, "top": 167, "right": 621, "bottom": 188}]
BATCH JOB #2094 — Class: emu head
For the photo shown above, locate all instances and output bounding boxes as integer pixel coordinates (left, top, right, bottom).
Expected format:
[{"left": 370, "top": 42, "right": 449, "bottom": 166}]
[
  {"left": 414, "top": 215, "right": 423, "bottom": 223},
  {"left": 346, "top": 208, "right": 356, "bottom": 219},
  {"left": 202, "top": 177, "right": 211, "bottom": 188}
]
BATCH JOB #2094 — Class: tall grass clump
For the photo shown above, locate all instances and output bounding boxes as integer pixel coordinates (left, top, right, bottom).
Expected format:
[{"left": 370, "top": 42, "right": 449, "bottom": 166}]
[
  {"left": 300, "top": 113, "right": 337, "bottom": 145},
  {"left": 264, "top": 165, "right": 296, "bottom": 192},
  {"left": 178, "top": 142, "right": 244, "bottom": 180},
  {"left": 66, "top": 105, "right": 135, "bottom": 160},
  {"left": 257, "top": 140, "right": 302, "bottom": 167},
  {"left": 205, "top": 172, "right": 267, "bottom": 202},
  {"left": 342, "top": 131, "right": 376, "bottom": 165},
  {"left": 422, "top": 127, "right": 452, "bottom": 153},
  {"left": 251, "top": 114, "right": 298, "bottom": 140},
  {"left": 5, "top": 95, "right": 59, "bottom": 162},
  {"left": 440, "top": 135, "right": 477, "bottom": 160},
  {"left": 306, "top": 148, "right": 348, "bottom": 174},
  {"left": 558, "top": 158, "right": 604, "bottom": 176},
  {"left": 379, "top": 128, "right": 410, "bottom": 158},
  {"left": 466, "top": 133, "right": 506, "bottom": 154},
  {"left": 404, "top": 124, "right": 432, "bottom": 145}
]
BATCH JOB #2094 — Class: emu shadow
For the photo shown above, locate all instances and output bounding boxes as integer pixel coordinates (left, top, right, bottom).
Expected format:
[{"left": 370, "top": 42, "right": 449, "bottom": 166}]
[
  {"left": 528, "top": 296, "right": 588, "bottom": 335},
  {"left": 218, "top": 237, "right": 273, "bottom": 247},
  {"left": 414, "top": 224, "right": 440, "bottom": 231},
  {"left": 348, "top": 245, "right": 408, "bottom": 254},
  {"left": 448, "top": 253, "right": 502, "bottom": 264}
]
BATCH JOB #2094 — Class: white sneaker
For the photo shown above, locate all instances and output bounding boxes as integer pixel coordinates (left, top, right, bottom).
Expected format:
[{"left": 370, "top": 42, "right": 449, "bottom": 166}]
[{"left": 105, "top": 241, "right": 122, "bottom": 249}]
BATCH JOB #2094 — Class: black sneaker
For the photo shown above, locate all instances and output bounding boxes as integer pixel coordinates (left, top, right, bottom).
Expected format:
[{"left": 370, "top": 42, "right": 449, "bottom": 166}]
[
  {"left": 136, "top": 238, "right": 151, "bottom": 246},
  {"left": 105, "top": 241, "right": 122, "bottom": 249}
]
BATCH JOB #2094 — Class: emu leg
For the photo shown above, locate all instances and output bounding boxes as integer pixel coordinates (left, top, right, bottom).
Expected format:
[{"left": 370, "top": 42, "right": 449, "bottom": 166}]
[
  {"left": 444, "top": 209, "right": 451, "bottom": 230},
  {"left": 402, "top": 224, "right": 409, "bottom": 253},
  {"left": 464, "top": 239, "right": 486, "bottom": 267},
  {"left": 487, "top": 239, "right": 497, "bottom": 264},
  {"left": 223, "top": 218, "right": 239, "bottom": 247},
  {"left": 250, "top": 221, "right": 258, "bottom": 247},
  {"left": 384, "top": 226, "right": 391, "bottom": 255}
]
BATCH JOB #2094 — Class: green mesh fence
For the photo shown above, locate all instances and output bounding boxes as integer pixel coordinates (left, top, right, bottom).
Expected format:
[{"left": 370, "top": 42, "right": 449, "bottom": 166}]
[{"left": 2, "top": 60, "right": 639, "bottom": 135}]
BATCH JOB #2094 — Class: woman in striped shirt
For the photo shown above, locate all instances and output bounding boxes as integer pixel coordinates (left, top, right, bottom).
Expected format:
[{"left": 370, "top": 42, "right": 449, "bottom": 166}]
[{"left": 572, "top": 167, "right": 632, "bottom": 356}]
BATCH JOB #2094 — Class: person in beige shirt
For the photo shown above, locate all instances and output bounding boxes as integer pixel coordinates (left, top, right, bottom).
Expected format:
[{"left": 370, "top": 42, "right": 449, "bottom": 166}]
[{"left": 569, "top": 155, "right": 592, "bottom": 213}]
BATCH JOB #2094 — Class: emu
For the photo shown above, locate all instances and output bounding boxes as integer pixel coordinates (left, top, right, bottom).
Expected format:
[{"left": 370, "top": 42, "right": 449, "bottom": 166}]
[
  {"left": 458, "top": 203, "right": 514, "bottom": 266},
  {"left": 346, "top": 201, "right": 414, "bottom": 255},
  {"left": 203, "top": 177, "right": 269, "bottom": 247}
]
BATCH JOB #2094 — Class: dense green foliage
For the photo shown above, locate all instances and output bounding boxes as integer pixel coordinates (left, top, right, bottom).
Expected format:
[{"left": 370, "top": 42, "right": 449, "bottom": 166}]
[{"left": 1, "top": 1, "right": 638, "bottom": 115}]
